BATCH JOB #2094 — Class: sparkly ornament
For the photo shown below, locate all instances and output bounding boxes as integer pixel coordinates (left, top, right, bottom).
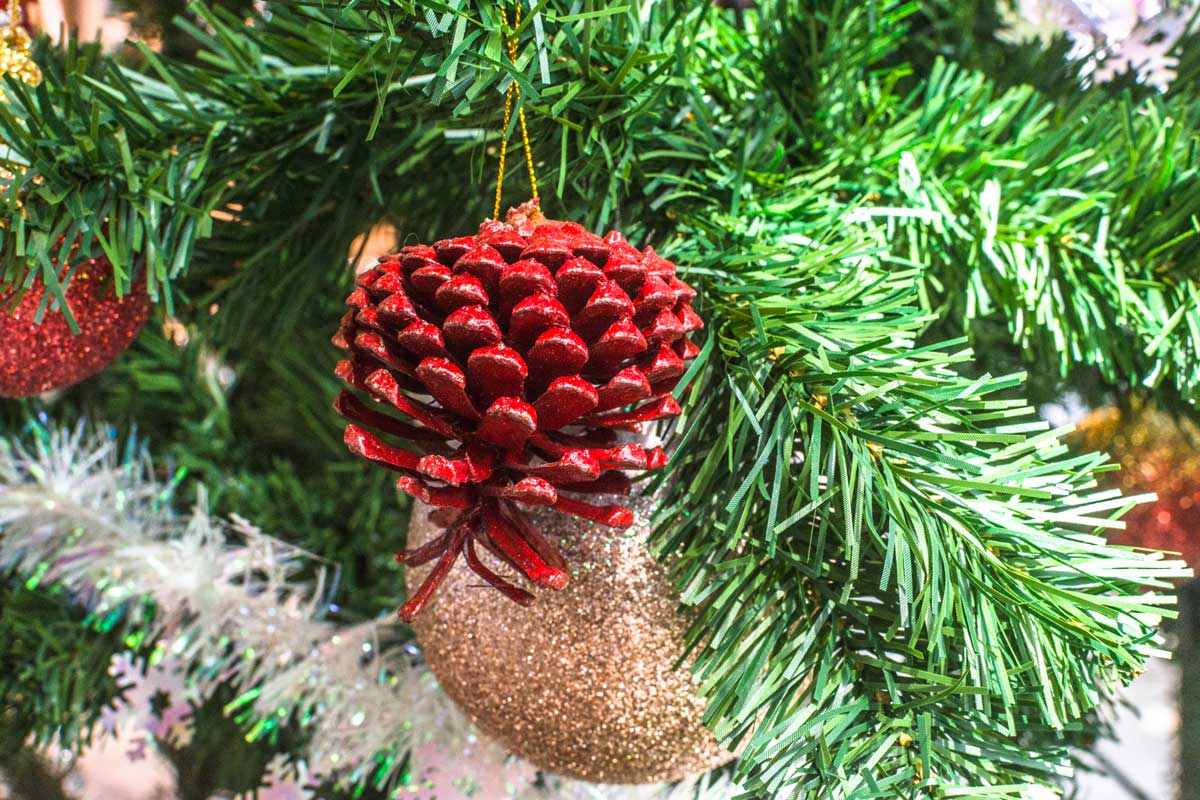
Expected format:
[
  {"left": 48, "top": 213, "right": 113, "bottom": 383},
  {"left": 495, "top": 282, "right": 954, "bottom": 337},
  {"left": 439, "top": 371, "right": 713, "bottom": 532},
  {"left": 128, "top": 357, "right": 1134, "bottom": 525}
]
[
  {"left": 406, "top": 494, "right": 734, "bottom": 784},
  {"left": 0, "top": 252, "right": 151, "bottom": 397},
  {"left": 334, "top": 199, "right": 703, "bottom": 621},
  {"left": 1074, "top": 403, "right": 1200, "bottom": 572},
  {"left": 0, "top": 0, "right": 41, "bottom": 87}
]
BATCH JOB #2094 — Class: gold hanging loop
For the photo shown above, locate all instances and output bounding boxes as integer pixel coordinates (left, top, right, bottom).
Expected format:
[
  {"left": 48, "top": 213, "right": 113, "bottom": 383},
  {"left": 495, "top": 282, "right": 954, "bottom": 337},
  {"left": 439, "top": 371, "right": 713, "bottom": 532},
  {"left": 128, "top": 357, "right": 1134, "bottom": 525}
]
[{"left": 492, "top": 1, "right": 539, "bottom": 220}]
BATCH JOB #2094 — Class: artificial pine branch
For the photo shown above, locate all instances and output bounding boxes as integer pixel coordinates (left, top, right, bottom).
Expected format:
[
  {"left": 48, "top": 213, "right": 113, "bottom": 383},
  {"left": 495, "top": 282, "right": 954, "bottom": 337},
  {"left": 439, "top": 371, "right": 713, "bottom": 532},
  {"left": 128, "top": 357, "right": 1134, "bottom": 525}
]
[
  {"left": 1, "top": 2, "right": 706, "bottom": 343},
  {"left": 658, "top": 185, "right": 1190, "bottom": 796},
  {"left": 0, "top": 577, "right": 139, "bottom": 753},
  {"left": 2, "top": 1, "right": 1200, "bottom": 797},
  {"left": 640, "top": 6, "right": 1195, "bottom": 796},
  {"left": 842, "top": 65, "right": 1200, "bottom": 403},
  {"left": 755, "top": 2, "right": 1200, "bottom": 403},
  {"left": 9, "top": 1, "right": 1200, "bottom": 395}
]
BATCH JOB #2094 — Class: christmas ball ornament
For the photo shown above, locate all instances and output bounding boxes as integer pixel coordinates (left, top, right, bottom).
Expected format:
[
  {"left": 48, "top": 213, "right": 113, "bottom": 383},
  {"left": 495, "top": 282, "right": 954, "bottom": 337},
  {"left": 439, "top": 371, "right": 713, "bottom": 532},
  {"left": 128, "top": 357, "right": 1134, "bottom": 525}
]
[
  {"left": 406, "top": 495, "right": 734, "bottom": 783},
  {"left": 1074, "top": 404, "right": 1200, "bottom": 572},
  {"left": 333, "top": 199, "right": 704, "bottom": 621},
  {"left": 0, "top": 252, "right": 151, "bottom": 398}
]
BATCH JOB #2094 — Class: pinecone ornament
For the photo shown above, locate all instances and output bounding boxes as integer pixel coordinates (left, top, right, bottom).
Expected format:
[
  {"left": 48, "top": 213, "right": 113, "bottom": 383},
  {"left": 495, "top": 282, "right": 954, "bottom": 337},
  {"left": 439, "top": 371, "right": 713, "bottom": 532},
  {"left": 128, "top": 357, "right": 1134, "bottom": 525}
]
[{"left": 334, "top": 200, "right": 703, "bottom": 621}]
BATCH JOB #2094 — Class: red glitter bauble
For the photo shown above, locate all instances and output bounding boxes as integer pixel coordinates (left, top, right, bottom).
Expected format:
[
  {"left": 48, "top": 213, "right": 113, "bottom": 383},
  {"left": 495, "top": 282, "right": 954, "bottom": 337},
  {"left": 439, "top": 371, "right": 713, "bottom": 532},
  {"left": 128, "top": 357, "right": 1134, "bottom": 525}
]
[
  {"left": 0, "top": 254, "right": 151, "bottom": 398},
  {"left": 333, "top": 199, "right": 704, "bottom": 621}
]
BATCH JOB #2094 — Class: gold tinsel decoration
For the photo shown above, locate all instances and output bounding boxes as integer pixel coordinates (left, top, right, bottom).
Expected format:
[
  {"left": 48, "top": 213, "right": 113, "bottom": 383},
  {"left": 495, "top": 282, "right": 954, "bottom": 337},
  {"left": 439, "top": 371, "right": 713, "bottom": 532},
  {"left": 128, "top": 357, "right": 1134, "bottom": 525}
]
[
  {"left": 1, "top": 0, "right": 41, "bottom": 87},
  {"left": 1, "top": 0, "right": 40, "bottom": 218},
  {"left": 405, "top": 494, "right": 735, "bottom": 784}
]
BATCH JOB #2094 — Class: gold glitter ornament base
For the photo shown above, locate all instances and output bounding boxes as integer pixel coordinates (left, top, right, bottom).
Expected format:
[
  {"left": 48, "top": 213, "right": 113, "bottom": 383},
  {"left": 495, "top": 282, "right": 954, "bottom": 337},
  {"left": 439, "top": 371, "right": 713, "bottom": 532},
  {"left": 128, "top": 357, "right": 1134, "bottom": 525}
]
[{"left": 406, "top": 495, "right": 734, "bottom": 784}]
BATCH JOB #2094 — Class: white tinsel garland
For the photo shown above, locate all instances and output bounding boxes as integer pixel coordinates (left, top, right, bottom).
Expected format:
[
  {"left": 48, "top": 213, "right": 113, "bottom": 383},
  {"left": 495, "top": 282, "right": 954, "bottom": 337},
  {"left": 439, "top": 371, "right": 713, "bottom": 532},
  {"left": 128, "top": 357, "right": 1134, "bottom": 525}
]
[{"left": 0, "top": 423, "right": 740, "bottom": 799}]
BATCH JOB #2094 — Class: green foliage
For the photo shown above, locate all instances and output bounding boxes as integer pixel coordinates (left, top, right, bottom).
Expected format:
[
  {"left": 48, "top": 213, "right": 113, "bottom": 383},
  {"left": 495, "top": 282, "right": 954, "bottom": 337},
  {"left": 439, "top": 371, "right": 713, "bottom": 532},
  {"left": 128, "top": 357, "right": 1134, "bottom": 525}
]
[
  {"left": 658, "top": 179, "right": 1184, "bottom": 797},
  {"left": 847, "top": 67, "right": 1200, "bottom": 404},
  {"left": 156, "top": 681, "right": 307, "bottom": 800},
  {"left": 636, "top": 5, "right": 1193, "bottom": 795},
  {"left": 1, "top": 0, "right": 708, "bottom": 342},
  {"left": 7, "top": 0, "right": 1200, "bottom": 396},
  {"left": 0, "top": 576, "right": 136, "bottom": 753},
  {"left": 115, "top": 0, "right": 255, "bottom": 59},
  {"left": 2, "top": 0, "right": 1199, "bottom": 798}
]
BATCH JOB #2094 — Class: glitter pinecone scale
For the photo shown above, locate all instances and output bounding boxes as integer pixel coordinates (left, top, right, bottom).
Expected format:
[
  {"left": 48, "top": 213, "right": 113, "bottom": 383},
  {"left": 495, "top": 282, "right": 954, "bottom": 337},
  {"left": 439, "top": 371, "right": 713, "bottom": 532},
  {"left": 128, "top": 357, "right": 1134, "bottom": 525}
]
[{"left": 334, "top": 201, "right": 702, "bottom": 621}]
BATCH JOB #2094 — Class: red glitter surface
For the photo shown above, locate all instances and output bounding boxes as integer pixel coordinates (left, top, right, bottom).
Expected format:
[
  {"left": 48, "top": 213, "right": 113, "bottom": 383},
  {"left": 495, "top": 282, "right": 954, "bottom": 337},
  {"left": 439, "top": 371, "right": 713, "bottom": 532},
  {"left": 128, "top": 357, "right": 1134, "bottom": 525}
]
[{"left": 0, "top": 255, "right": 151, "bottom": 398}]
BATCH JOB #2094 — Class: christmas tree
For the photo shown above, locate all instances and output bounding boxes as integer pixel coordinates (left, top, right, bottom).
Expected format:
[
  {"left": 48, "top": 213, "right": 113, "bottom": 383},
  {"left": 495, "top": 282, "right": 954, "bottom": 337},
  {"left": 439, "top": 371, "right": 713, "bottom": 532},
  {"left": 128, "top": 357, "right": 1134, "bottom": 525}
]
[{"left": 2, "top": 0, "right": 1199, "bottom": 798}]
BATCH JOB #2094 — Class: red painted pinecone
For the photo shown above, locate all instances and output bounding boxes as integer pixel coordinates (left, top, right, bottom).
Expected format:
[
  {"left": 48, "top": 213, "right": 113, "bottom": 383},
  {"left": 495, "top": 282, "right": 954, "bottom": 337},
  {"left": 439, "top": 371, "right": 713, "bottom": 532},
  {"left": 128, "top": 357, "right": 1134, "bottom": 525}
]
[{"left": 333, "top": 200, "right": 703, "bottom": 621}]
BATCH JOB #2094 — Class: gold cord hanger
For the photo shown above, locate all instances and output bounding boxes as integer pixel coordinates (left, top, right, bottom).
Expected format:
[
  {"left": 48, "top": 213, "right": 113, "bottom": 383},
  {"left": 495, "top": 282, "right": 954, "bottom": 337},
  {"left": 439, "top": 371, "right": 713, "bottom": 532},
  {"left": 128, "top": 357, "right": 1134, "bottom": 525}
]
[{"left": 492, "top": 0, "right": 539, "bottom": 220}]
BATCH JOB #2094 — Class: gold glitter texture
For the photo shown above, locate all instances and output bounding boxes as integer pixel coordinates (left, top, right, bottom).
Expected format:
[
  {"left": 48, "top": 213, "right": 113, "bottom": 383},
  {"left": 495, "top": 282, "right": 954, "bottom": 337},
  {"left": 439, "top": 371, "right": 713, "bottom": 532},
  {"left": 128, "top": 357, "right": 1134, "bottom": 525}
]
[
  {"left": 1, "top": 0, "right": 41, "bottom": 87},
  {"left": 407, "top": 494, "right": 734, "bottom": 784}
]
